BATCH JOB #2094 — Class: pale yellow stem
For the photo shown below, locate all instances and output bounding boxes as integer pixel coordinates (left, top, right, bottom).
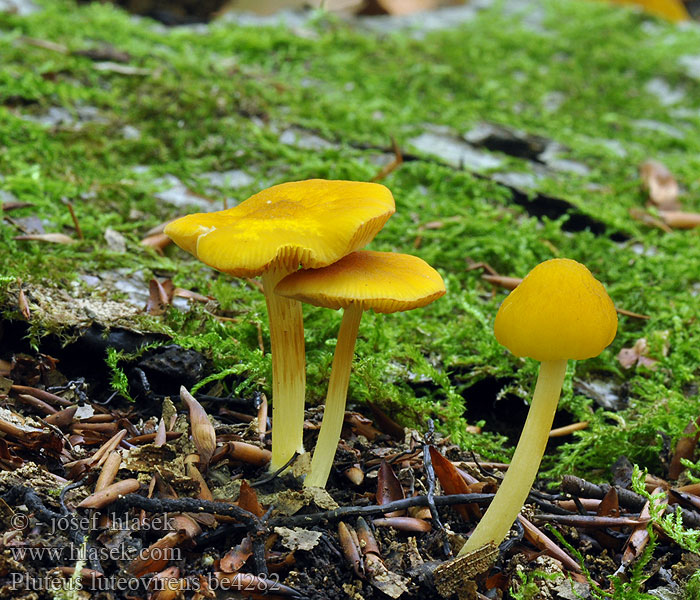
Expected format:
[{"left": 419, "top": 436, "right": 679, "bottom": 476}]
[
  {"left": 458, "top": 359, "right": 568, "bottom": 555},
  {"left": 304, "top": 303, "right": 363, "bottom": 488},
  {"left": 262, "top": 267, "right": 306, "bottom": 471}
]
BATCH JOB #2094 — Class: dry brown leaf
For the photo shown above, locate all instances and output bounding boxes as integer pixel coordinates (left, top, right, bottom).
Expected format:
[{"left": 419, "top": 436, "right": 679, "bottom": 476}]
[
  {"left": 669, "top": 417, "right": 700, "bottom": 480},
  {"left": 640, "top": 160, "right": 680, "bottom": 210},
  {"left": 338, "top": 521, "right": 363, "bottom": 578},
  {"left": 180, "top": 386, "right": 217, "bottom": 468},
  {"left": 428, "top": 446, "right": 481, "bottom": 521},
  {"left": 220, "top": 535, "right": 253, "bottom": 573},
  {"left": 141, "top": 232, "right": 172, "bottom": 253},
  {"left": 237, "top": 480, "right": 265, "bottom": 517},
  {"left": 617, "top": 338, "right": 658, "bottom": 369},
  {"left": 372, "top": 517, "right": 432, "bottom": 532},
  {"left": 147, "top": 278, "right": 174, "bottom": 316},
  {"left": 481, "top": 274, "right": 522, "bottom": 291},
  {"left": 344, "top": 411, "right": 383, "bottom": 440},
  {"left": 154, "top": 418, "right": 167, "bottom": 447},
  {"left": 376, "top": 460, "right": 405, "bottom": 516},
  {"left": 621, "top": 496, "right": 657, "bottom": 568},
  {"left": 94, "top": 451, "right": 122, "bottom": 492},
  {"left": 77, "top": 478, "right": 141, "bottom": 509},
  {"left": 629, "top": 207, "right": 673, "bottom": 233},
  {"left": 74, "top": 45, "right": 131, "bottom": 63},
  {"left": 44, "top": 405, "right": 78, "bottom": 428},
  {"left": 148, "top": 566, "right": 186, "bottom": 600},
  {"left": 518, "top": 515, "right": 581, "bottom": 573},
  {"left": 17, "top": 279, "right": 30, "bottom": 320},
  {"left": 129, "top": 531, "right": 188, "bottom": 577},
  {"left": 173, "top": 287, "right": 214, "bottom": 303},
  {"left": 219, "top": 441, "right": 271, "bottom": 467},
  {"left": 345, "top": 465, "right": 364, "bottom": 486},
  {"left": 659, "top": 210, "right": 700, "bottom": 229},
  {"left": 14, "top": 233, "right": 76, "bottom": 244},
  {"left": 93, "top": 61, "right": 151, "bottom": 75}
]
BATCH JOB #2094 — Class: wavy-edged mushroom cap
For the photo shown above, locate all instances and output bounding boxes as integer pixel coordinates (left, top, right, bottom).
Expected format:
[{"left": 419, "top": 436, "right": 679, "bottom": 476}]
[
  {"left": 164, "top": 180, "right": 395, "bottom": 277},
  {"left": 275, "top": 250, "right": 446, "bottom": 313},
  {"left": 494, "top": 258, "right": 617, "bottom": 362}
]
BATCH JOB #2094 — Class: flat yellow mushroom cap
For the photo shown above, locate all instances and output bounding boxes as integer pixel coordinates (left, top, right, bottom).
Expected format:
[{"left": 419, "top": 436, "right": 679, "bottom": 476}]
[
  {"left": 163, "top": 180, "right": 395, "bottom": 277},
  {"left": 494, "top": 258, "right": 617, "bottom": 361},
  {"left": 275, "top": 250, "right": 446, "bottom": 314}
]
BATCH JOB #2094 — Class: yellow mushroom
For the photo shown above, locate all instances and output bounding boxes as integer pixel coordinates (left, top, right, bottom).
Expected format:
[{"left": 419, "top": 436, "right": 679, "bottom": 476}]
[
  {"left": 459, "top": 258, "right": 617, "bottom": 555},
  {"left": 275, "top": 250, "right": 446, "bottom": 488},
  {"left": 164, "top": 180, "right": 395, "bottom": 471}
]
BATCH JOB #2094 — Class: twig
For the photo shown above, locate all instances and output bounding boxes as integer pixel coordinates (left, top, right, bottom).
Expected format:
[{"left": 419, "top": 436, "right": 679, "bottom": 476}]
[
  {"left": 250, "top": 452, "right": 298, "bottom": 488},
  {"left": 423, "top": 420, "right": 449, "bottom": 556},
  {"left": 3, "top": 486, "right": 102, "bottom": 573},
  {"left": 561, "top": 475, "right": 647, "bottom": 511},
  {"left": 59, "top": 475, "right": 91, "bottom": 513},
  {"left": 112, "top": 494, "right": 267, "bottom": 575},
  {"left": 267, "top": 493, "right": 495, "bottom": 528},
  {"left": 63, "top": 199, "right": 84, "bottom": 240},
  {"left": 371, "top": 136, "right": 403, "bottom": 182}
]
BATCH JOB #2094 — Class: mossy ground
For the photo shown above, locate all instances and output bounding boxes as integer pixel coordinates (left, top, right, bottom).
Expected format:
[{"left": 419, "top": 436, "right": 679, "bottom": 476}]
[{"left": 1, "top": 0, "right": 699, "bottom": 481}]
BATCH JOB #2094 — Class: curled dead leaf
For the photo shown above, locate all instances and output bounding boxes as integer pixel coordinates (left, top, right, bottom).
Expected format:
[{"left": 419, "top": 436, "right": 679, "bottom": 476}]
[
  {"left": 14, "top": 233, "right": 76, "bottom": 244},
  {"left": 129, "top": 531, "right": 188, "bottom": 577},
  {"left": 659, "top": 210, "right": 700, "bottom": 229},
  {"left": 640, "top": 160, "right": 680, "bottom": 210},
  {"left": 372, "top": 516, "right": 432, "bottom": 532},
  {"left": 377, "top": 460, "right": 405, "bottom": 516},
  {"left": 180, "top": 386, "right": 216, "bottom": 468},
  {"left": 78, "top": 478, "right": 141, "bottom": 509},
  {"left": 147, "top": 279, "right": 174, "bottom": 316}
]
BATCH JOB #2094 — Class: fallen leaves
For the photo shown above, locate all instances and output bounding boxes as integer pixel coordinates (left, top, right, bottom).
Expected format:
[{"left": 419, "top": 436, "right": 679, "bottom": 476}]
[
  {"left": 640, "top": 160, "right": 680, "bottom": 210},
  {"left": 617, "top": 337, "right": 658, "bottom": 369},
  {"left": 13, "top": 233, "right": 76, "bottom": 244},
  {"left": 636, "top": 159, "right": 700, "bottom": 230},
  {"left": 180, "top": 386, "right": 217, "bottom": 469}
]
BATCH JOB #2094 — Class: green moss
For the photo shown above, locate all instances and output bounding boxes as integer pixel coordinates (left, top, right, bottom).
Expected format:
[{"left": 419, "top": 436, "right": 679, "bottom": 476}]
[{"left": 1, "top": 0, "right": 699, "bottom": 478}]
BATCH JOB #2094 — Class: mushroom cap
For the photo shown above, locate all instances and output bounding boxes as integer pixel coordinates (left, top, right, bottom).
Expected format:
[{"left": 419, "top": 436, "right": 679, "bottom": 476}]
[
  {"left": 274, "top": 250, "right": 446, "bottom": 314},
  {"left": 493, "top": 258, "right": 617, "bottom": 361},
  {"left": 164, "top": 180, "right": 395, "bottom": 277}
]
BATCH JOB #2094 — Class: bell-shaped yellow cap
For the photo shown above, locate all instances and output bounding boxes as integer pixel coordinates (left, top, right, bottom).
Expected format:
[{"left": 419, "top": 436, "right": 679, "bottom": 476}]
[
  {"left": 164, "top": 180, "right": 395, "bottom": 277},
  {"left": 275, "top": 250, "right": 446, "bottom": 314},
  {"left": 494, "top": 258, "right": 617, "bottom": 361}
]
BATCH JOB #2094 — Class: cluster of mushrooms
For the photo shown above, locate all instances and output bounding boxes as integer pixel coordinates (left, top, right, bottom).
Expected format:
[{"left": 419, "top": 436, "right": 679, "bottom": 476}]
[{"left": 164, "top": 179, "right": 618, "bottom": 557}]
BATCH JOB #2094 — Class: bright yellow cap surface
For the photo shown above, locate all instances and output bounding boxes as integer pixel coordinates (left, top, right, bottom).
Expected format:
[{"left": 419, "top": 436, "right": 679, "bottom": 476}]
[
  {"left": 275, "top": 250, "right": 446, "bottom": 314},
  {"left": 494, "top": 258, "right": 617, "bottom": 361},
  {"left": 164, "top": 180, "right": 395, "bottom": 277}
]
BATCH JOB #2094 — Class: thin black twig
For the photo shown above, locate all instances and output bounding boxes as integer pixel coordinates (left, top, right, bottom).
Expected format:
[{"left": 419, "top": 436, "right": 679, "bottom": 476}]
[
  {"left": 193, "top": 522, "right": 247, "bottom": 549},
  {"left": 498, "top": 517, "right": 524, "bottom": 555},
  {"left": 59, "top": 475, "right": 90, "bottom": 513},
  {"left": 423, "top": 421, "right": 450, "bottom": 556},
  {"left": 561, "top": 475, "right": 646, "bottom": 511},
  {"left": 469, "top": 451, "right": 503, "bottom": 482},
  {"left": 250, "top": 452, "right": 299, "bottom": 488},
  {"left": 268, "top": 493, "right": 495, "bottom": 528},
  {"left": 112, "top": 495, "right": 268, "bottom": 575},
  {"left": 3, "top": 485, "right": 102, "bottom": 573}
]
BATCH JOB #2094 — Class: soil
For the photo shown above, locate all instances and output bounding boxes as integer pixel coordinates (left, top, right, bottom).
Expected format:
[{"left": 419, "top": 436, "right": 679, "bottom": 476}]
[{"left": 0, "top": 333, "right": 696, "bottom": 600}]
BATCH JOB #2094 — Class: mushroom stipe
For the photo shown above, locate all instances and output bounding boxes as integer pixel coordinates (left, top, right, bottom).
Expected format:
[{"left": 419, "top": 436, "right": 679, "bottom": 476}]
[
  {"left": 276, "top": 250, "right": 445, "bottom": 488},
  {"left": 165, "top": 180, "right": 395, "bottom": 471},
  {"left": 458, "top": 258, "right": 617, "bottom": 555}
]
